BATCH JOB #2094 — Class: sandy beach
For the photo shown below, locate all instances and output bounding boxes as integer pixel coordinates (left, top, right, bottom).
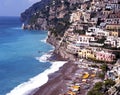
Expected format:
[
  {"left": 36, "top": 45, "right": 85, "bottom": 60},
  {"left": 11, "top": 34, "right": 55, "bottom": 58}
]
[
  {"left": 33, "top": 61, "right": 78, "bottom": 95},
  {"left": 33, "top": 53, "right": 102, "bottom": 95}
]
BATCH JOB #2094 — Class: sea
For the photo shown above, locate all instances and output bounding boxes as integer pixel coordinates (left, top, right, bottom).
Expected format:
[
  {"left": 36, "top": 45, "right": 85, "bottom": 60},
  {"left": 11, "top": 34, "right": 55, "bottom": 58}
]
[{"left": 0, "top": 16, "right": 66, "bottom": 95}]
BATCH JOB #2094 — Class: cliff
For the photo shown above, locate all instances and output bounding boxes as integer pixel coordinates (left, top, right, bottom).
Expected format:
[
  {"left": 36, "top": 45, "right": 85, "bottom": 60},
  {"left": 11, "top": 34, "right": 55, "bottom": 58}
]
[
  {"left": 47, "top": 31, "right": 76, "bottom": 60},
  {"left": 21, "top": 0, "right": 88, "bottom": 59},
  {"left": 21, "top": 0, "right": 120, "bottom": 94},
  {"left": 21, "top": 0, "right": 89, "bottom": 34}
]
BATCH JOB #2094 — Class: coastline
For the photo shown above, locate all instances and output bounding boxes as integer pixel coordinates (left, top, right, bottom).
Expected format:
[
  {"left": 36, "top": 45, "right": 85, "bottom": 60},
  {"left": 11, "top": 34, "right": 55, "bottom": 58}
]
[
  {"left": 20, "top": 0, "right": 120, "bottom": 94},
  {"left": 33, "top": 52, "right": 102, "bottom": 95},
  {"left": 33, "top": 60, "right": 78, "bottom": 95}
]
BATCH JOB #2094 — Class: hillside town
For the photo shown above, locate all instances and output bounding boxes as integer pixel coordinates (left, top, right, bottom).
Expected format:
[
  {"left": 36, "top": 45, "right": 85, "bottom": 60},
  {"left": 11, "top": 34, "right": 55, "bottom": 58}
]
[
  {"left": 47, "top": 0, "right": 120, "bottom": 63},
  {"left": 21, "top": 0, "right": 120, "bottom": 95},
  {"left": 51, "top": 0, "right": 120, "bottom": 63},
  {"left": 47, "top": 0, "right": 120, "bottom": 94}
]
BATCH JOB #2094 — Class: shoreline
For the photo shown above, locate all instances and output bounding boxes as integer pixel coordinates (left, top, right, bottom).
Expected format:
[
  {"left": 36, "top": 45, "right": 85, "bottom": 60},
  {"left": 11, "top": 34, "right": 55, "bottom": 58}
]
[
  {"left": 6, "top": 51, "right": 67, "bottom": 95},
  {"left": 33, "top": 53, "right": 102, "bottom": 95},
  {"left": 32, "top": 51, "right": 77, "bottom": 95},
  {"left": 33, "top": 60, "right": 78, "bottom": 95}
]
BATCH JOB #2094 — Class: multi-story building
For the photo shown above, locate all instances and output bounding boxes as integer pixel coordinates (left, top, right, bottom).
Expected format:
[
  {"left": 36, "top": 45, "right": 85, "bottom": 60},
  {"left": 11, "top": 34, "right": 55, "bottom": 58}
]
[
  {"left": 76, "top": 35, "right": 95, "bottom": 46},
  {"left": 70, "top": 9, "right": 82, "bottom": 23},
  {"left": 66, "top": 44, "right": 80, "bottom": 54},
  {"left": 104, "top": 36, "right": 120, "bottom": 48},
  {"left": 78, "top": 49, "right": 95, "bottom": 59},
  {"left": 106, "top": 24, "right": 120, "bottom": 37},
  {"left": 87, "top": 27, "right": 109, "bottom": 36},
  {"left": 96, "top": 51, "right": 115, "bottom": 62},
  {"left": 78, "top": 48, "right": 116, "bottom": 62}
]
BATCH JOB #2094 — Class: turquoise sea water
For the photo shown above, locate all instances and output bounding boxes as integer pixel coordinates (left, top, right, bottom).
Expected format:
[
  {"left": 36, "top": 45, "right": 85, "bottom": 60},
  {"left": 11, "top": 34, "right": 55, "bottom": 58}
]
[{"left": 0, "top": 17, "right": 53, "bottom": 95}]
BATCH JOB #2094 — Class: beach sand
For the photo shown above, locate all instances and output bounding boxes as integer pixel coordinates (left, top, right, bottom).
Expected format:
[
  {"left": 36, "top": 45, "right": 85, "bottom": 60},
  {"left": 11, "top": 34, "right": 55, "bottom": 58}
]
[
  {"left": 33, "top": 53, "right": 102, "bottom": 95},
  {"left": 33, "top": 61, "right": 78, "bottom": 95}
]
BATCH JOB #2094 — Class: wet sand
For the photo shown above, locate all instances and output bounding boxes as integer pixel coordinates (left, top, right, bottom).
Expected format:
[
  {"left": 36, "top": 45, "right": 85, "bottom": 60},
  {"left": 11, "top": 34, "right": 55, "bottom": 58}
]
[
  {"left": 33, "top": 61, "right": 78, "bottom": 95},
  {"left": 32, "top": 53, "right": 102, "bottom": 95}
]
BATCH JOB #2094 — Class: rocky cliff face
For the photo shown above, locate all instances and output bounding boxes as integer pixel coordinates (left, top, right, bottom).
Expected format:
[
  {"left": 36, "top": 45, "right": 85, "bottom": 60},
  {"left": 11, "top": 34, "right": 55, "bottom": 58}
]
[
  {"left": 47, "top": 31, "right": 76, "bottom": 60},
  {"left": 21, "top": 0, "right": 92, "bottom": 59},
  {"left": 21, "top": 0, "right": 86, "bottom": 33}
]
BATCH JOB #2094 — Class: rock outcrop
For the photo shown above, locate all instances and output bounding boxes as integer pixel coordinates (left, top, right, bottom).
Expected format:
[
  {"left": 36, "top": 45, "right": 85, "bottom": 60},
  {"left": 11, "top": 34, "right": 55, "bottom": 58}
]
[
  {"left": 21, "top": 0, "right": 120, "bottom": 94},
  {"left": 21, "top": 0, "right": 90, "bottom": 31},
  {"left": 47, "top": 31, "right": 76, "bottom": 60},
  {"left": 21, "top": 0, "right": 87, "bottom": 60}
]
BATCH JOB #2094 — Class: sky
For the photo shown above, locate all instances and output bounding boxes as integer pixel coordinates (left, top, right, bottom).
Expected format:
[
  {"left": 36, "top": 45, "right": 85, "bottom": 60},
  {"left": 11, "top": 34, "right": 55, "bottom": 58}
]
[{"left": 0, "top": 0, "right": 41, "bottom": 16}]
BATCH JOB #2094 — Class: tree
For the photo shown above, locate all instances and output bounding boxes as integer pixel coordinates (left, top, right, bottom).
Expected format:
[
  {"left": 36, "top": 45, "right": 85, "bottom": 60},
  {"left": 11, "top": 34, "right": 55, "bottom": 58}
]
[
  {"left": 73, "top": 30, "right": 86, "bottom": 35},
  {"left": 100, "top": 64, "right": 108, "bottom": 72},
  {"left": 98, "top": 72, "right": 105, "bottom": 80},
  {"left": 87, "top": 82, "right": 104, "bottom": 95},
  {"left": 104, "top": 79, "right": 115, "bottom": 88}
]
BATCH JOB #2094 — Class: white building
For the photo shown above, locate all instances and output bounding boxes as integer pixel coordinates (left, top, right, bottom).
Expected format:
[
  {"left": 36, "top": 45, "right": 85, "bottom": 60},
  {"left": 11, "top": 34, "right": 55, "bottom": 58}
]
[
  {"left": 86, "top": 27, "right": 110, "bottom": 36},
  {"left": 70, "top": 9, "right": 82, "bottom": 23},
  {"left": 105, "top": 36, "right": 120, "bottom": 48},
  {"left": 76, "top": 35, "right": 95, "bottom": 46},
  {"left": 66, "top": 44, "right": 80, "bottom": 54},
  {"left": 105, "top": 18, "right": 120, "bottom": 24}
]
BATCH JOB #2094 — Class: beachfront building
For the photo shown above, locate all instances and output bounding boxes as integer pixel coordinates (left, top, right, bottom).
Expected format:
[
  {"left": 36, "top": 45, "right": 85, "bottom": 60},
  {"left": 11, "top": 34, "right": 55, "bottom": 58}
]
[
  {"left": 87, "top": 51, "right": 96, "bottom": 59},
  {"left": 78, "top": 48, "right": 96, "bottom": 59},
  {"left": 78, "top": 49, "right": 89, "bottom": 58},
  {"left": 95, "top": 51, "right": 115, "bottom": 62},
  {"left": 102, "top": 10, "right": 113, "bottom": 17},
  {"left": 77, "top": 47, "right": 116, "bottom": 62}
]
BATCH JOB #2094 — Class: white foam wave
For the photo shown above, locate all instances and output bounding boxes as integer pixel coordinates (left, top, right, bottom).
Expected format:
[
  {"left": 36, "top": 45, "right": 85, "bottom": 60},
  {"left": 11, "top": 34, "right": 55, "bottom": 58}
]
[
  {"left": 36, "top": 52, "right": 52, "bottom": 63},
  {"left": 40, "top": 38, "right": 55, "bottom": 50},
  {"left": 6, "top": 61, "right": 66, "bottom": 95},
  {"left": 40, "top": 37, "right": 47, "bottom": 43},
  {"left": 12, "top": 27, "right": 22, "bottom": 30}
]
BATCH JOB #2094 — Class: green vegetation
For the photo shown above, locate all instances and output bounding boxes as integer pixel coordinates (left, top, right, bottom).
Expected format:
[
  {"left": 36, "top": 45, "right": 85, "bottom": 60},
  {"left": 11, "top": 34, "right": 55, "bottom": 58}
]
[
  {"left": 87, "top": 79, "right": 115, "bottom": 95},
  {"left": 29, "top": 13, "right": 39, "bottom": 24},
  {"left": 90, "top": 64, "right": 99, "bottom": 68},
  {"left": 87, "top": 82, "right": 104, "bottom": 95},
  {"left": 96, "top": 36, "right": 106, "bottom": 43},
  {"left": 98, "top": 72, "right": 105, "bottom": 79},
  {"left": 103, "top": 44, "right": 120, "bottom": 51},
  {"left": 104, "top": 79, "right": 115, "bottom": 89},
  {"left": 113, "top": 52, "right": 120, "bottom": 59},
  {"left": 73, "top": 29, "right": 86, "bottom": 35},
  {"left": 100, "top": 64, "right": 109, "bottom": 72},
  {"left": 49, "top": 13, "right": 71, "bottom": 37}
]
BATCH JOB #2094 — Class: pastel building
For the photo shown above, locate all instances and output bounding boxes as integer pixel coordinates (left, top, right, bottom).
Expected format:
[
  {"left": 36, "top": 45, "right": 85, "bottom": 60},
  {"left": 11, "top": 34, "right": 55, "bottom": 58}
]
[
  {"left": 78, "top": 49, "right": 95, "bottom": 59},
  {"left": 96, "top": 51, "right": 115, "bottom": 62}
]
